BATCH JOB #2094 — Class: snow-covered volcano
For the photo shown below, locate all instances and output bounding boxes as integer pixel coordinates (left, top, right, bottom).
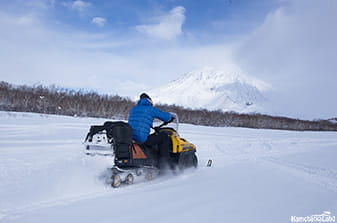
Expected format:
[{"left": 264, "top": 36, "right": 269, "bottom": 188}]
[{"left": 149, "top": 66, "right": 271, "bottom": 113}]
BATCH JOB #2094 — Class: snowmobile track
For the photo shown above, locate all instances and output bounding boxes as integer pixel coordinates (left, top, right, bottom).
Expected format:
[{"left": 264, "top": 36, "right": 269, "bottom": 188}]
[
  {"left": 0, "top": 166, "right": 200, "bottom": 222},
  {"left": 263, "top": 156, "right": 337, "bottom": 193}
]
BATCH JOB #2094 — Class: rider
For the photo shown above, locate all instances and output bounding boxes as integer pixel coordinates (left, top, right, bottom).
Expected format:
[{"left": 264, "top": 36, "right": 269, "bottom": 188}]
[{"left": 128, "top": 93, "right": 174, "bottom": 169}]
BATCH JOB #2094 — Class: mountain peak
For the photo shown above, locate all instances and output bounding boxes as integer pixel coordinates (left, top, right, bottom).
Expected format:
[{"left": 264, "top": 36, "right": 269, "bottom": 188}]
[{"left": 149, "top": 66, "right": 270, "bottom": 113}]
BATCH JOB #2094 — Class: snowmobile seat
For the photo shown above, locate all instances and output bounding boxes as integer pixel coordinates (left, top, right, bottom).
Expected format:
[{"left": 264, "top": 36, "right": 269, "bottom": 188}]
[
  {"left": 85, "top": 121, "right": 157, "bottom": 168},
  {"left": 104, "top": 122, "right": 155, "bottom": 168},
  {"left": 114, "top": 142, "right": 156, "bottom": 168}
]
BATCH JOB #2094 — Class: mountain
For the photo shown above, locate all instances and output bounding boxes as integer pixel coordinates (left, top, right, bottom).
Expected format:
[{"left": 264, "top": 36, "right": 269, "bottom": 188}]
[{"left": 149, "top": 66, "right": 271, "bottom": 113}]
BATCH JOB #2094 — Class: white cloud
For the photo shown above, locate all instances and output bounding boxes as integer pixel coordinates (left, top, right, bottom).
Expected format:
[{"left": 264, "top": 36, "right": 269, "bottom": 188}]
[
  {"left": 5, "top": 15, "right": 37, "bottom": 26},
  {"left": 63, "top": 0, "right": 91, "bottom": 12},
  {"left": 91, "top": 17, "right": 106, "bottom": 27},
  {"left": 135, "top": 6, "right": 186, "bottom": 40},
  {"left": 0, "top": 5, "right": 252, "bottom": 100},
  {"left": 0, "top": 10, "right": 232, "bottom": 98},
  {"left": 2, "top": 0, "right": 336, "bottom": 118},
  {"left": 235, "top": 0, "right": 337, "bottom": 119}
]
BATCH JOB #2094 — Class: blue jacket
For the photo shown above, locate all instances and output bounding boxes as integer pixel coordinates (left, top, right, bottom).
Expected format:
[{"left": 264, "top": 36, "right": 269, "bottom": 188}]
[{"left": 128, "top": 99, "right": 172, "bottom": 143}]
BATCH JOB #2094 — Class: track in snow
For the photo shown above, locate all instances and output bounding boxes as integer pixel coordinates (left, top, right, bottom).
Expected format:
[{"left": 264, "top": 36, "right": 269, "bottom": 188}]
[
  {"left": 263, "top": 156, "right": 337, "bottom": 193},
  {"left": 1, "top": 112, "right": 337, "bottom": 223}
]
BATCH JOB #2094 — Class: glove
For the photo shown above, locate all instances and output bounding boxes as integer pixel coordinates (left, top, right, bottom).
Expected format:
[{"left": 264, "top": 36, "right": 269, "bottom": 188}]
[{"left": 168, "top": 116, "right": 175, "bottom": 123}]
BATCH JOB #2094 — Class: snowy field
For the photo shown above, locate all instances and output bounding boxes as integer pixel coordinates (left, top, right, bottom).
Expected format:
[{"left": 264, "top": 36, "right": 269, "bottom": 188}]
[{"left": 0, "top": 111, "right": 337, "bottom": 223}]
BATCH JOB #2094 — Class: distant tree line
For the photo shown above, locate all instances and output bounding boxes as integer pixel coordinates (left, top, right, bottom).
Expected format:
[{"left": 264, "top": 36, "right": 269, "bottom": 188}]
[
  {"left": 157, "top": 104, "right": 337, "bottom": 131},
  {"left": 1, "top": 81, "right": 336, "bottom": 131},
  {"left": 0, "top": 81, "right": 134, "bottom": 120}
]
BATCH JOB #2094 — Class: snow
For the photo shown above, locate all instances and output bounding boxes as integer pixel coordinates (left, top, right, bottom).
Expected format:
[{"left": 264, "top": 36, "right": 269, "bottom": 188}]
[
  {"left": 149, "top": 66, "right": 271, "bottom": 113},
  {"left": 1, "top": 111, "right": 337, "bottom": 223}
]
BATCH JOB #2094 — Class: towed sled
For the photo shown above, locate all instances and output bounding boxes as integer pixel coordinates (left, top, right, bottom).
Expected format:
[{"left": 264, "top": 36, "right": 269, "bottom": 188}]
[{"left": 83, "top": 114, "right": 198, "bottom": 187}]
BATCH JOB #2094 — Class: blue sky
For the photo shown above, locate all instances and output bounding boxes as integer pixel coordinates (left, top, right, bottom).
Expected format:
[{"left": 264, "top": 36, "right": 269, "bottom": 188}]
[
  {"left": 3, "top": 0, "right": 281, "bottom": 44},
  {"left": 35, "top": 0, "right": 280, "bottom": 39},
  {"left": 0, "top": 0, "right": 282, "bottom": 93},
  {"left": 0, "top": 0, "right": 336, "bottom": 118}
]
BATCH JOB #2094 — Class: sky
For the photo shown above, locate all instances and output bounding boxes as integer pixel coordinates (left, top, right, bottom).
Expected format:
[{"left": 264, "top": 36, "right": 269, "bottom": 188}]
[{"left": 0, "top": 0, "right": 336, "bottom": 119}]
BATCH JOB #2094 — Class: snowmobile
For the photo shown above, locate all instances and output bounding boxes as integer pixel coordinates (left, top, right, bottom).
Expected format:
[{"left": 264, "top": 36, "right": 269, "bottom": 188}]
[{"left": 83, "top": 114, "right": 198, "bottom": 187}]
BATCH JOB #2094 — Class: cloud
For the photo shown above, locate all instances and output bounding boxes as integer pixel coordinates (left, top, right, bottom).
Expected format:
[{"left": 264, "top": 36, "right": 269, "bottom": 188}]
[
  {"left": 1, "top": 14, "right": 38, "bottom": 26},
  {"left": 234, "top": 0, "right": 337, "bottom": 118},
  {"left": 0, "top": 10, "right": 232, "bottom": 98},
  {"left": 1, "top": 0, "right": 336, "bottom": 119},
  {"left": 0, "top": 2, "right": 254, "bottom": 99},
  {"left": 135, "top": 6, "right": 186, "bottom": 40},
  {"left": 91, "top": 17, "right": 107, "bottom": 27},
  {"left": 63, "top": 0, "right": 91, "bottom": 12}
]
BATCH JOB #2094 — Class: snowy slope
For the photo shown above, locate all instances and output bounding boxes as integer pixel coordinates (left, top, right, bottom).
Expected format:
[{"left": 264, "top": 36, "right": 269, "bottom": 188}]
[
  {"left": 149, "top": 66, "right": 271, "bottom": 113},
  {"left": 1, "top": 111, "right": 337, "bottom": 223}
]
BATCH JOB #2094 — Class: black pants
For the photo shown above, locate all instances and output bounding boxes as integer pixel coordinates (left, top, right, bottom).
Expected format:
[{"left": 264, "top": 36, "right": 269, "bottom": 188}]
[{"left": 144, "top": 132, "right": 170, "bottom": 165}]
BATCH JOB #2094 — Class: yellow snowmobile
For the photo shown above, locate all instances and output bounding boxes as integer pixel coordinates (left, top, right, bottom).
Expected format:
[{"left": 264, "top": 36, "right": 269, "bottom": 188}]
[{"left": 84, "top": 114, "right": 198, "bottom": 187}]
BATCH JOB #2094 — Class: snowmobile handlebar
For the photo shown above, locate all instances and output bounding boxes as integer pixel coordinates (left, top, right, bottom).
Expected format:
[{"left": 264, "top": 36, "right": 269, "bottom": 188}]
[
  {"left": 152, "top": 120, "right": 171, "bottom": 132},
  {"left": 152, "top": 113, "right": 178, "bottom": 132}
]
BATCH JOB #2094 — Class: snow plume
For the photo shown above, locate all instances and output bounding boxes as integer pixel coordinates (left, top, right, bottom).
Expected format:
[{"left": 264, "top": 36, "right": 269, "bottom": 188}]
[
  {"left": 235, "top": 0, "right": 337, "bottom": 119},
  {"left": 135, "top": 6, "right": 186, "bottom": 40}
]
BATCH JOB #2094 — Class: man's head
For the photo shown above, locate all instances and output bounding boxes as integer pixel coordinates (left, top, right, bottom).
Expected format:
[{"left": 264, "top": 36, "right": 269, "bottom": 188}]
[{"left": 140, "top": 93, "right": 153, "bottom": 105}]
